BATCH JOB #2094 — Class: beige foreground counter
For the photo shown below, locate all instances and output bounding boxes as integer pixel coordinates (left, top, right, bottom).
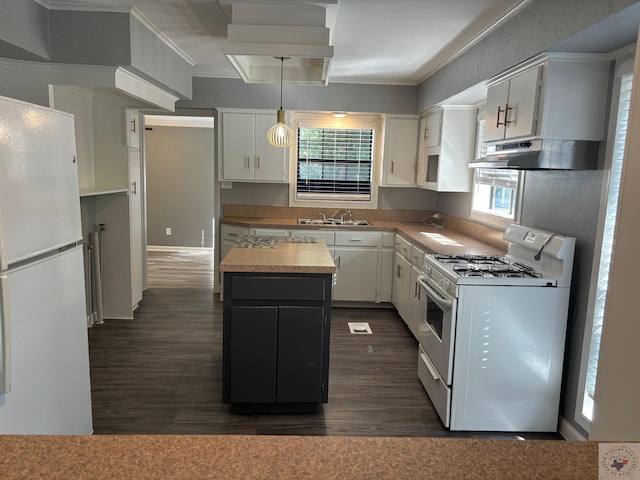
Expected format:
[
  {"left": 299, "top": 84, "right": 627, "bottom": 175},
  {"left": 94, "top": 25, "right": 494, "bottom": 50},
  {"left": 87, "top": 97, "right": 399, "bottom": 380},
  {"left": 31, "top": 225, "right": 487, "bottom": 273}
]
[{"left": 0, "top": 435, "right": 599, "bottom": 479}]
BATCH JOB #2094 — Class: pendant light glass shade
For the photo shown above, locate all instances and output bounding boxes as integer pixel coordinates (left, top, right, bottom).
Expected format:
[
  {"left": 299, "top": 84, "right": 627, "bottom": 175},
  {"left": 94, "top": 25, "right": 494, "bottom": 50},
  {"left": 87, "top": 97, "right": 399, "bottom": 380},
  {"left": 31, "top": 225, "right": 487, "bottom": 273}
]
[
  {"left": 267, "top": 109, "right": 293, "bottom": 147},
  {"left": 268, "top": 57, "right": 293, "bottom": 147}
]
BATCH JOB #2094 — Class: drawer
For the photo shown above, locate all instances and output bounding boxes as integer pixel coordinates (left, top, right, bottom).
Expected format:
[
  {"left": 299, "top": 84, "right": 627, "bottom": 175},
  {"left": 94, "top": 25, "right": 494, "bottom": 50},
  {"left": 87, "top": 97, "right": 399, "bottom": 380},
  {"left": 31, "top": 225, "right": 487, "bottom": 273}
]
[
  {"left": 410, "top": 245, "right": 425, "bottom": 266},
  {"left": 252, "top": 228, "right": 289, "bottom": 237},
  {"left": 418, "top": 345, "right": 451, "bottom": 428},
  {"left": 334, "top": 231, "right": 380, "bottom": 247},
  {"left": 228, "top": 274, "right": 328, "bottom": 301},
  {"left": 221, "top": 225, "right": 248, "bottom": 241},
  {"left": 394, "top": 235, "right": 412, "bottom": 258},
  {"left": 295, "top": 229, "right": 335, "bottom": 246}
]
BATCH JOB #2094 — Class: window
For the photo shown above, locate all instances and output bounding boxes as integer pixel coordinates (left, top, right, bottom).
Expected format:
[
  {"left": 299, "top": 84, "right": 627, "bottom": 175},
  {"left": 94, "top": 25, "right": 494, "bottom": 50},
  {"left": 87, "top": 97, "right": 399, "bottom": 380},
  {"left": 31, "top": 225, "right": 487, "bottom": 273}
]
[
  {"left": 470, "top": 109, "right": 521, "bottom": 228},
  {"left": 297, "top": 127, "right": 373, "bottom": 200},
  {"left": 576, "top": 64, "right": 634, "bottom": 431},
  {"left": 289, "top": 113, "right": 381, "bottom": 208}
]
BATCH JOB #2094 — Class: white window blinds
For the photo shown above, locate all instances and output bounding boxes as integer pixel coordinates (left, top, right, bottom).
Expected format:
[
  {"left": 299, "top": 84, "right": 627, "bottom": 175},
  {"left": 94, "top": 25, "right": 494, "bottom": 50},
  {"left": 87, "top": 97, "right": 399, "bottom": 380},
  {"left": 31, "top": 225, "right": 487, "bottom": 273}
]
[{"left": 296, "top": 127, "right": 374, "bottom": 200}]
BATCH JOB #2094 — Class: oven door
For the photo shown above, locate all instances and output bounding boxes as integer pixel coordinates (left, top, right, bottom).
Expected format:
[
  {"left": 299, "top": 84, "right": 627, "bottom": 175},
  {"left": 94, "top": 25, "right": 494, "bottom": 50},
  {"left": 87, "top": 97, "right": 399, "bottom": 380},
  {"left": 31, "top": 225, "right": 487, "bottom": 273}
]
[{"left": 416, "top": 275, "right": 457, "bottom": 385}]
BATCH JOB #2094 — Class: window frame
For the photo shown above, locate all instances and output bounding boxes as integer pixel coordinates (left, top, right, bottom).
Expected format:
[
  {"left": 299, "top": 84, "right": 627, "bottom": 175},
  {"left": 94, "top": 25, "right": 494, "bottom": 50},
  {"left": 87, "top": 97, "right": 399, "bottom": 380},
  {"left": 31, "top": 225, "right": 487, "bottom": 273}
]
[
  {"left": 288, "top": 111, "right": 383, "bottom": 209},
  {"left": 469, "top": 108, "right": 523, "bottom": 229},
  {"left": 574, "top": 53, "right": 635, "bottom": 433}
]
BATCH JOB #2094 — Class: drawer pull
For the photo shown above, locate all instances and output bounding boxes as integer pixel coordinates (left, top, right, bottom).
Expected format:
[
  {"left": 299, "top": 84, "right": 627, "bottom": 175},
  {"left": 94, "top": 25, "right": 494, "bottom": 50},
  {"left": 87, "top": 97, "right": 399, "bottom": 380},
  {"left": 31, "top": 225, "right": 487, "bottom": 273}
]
[{"left": 420, "top": 352, "right": 440, "bottom": 381}]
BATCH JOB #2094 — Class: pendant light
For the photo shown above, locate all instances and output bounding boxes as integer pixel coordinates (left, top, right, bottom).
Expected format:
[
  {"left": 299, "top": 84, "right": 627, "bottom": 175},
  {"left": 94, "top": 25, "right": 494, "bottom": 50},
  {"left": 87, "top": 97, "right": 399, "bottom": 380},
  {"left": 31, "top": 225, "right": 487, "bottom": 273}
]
[{"left": 267, "top": 56, "right": 294, "bottom": 147}]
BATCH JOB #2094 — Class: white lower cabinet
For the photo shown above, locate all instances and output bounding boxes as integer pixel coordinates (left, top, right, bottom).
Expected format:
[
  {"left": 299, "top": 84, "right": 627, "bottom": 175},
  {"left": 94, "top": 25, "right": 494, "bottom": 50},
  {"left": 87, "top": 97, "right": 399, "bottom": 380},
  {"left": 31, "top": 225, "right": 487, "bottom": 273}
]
[
  {"left": 333, "top": 246, "right": 379, "bottom": 302},
  {"left": 392, "top": 251, "right": 411, "bottom": 322},
  {"left": 408, "top": 264, "right": 427, "bottom": 339},
  {"left": 393, "top": 237, "right": 428, "bottom": 340},
  {"left": 376, "top": 232, "right": 395, "bottom": 303},
  {"left": 219, "top": 224, "right": 249, "bottom": 296},
  {"left": 333, "top": 231, "right": 380, "bottom": 302}
]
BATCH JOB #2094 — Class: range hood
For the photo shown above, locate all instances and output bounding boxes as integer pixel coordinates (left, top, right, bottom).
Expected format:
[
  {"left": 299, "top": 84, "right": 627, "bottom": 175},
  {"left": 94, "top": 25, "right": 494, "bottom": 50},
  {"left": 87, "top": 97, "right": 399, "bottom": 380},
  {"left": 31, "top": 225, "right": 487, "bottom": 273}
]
[{"left": 470, "top": 139, "right": 600, "bottom": 170}]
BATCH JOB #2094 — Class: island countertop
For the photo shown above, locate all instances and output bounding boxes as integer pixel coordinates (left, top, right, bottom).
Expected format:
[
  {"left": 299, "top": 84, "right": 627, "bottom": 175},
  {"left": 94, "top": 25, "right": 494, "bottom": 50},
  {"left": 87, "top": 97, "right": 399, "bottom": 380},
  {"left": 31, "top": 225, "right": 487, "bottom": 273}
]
[{"left": 219, "top": 238, "right": 337, "bottom": 274}]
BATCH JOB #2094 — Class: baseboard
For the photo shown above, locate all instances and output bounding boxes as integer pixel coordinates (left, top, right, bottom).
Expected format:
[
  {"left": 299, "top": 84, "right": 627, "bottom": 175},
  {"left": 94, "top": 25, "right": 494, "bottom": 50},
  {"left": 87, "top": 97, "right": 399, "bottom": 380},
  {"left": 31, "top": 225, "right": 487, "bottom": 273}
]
[
  {"left": 559, "top": 416, "right": 588, "bottom": 441},
  {"left": 147, "top": 245, "right": 213, "bottom": 252}
]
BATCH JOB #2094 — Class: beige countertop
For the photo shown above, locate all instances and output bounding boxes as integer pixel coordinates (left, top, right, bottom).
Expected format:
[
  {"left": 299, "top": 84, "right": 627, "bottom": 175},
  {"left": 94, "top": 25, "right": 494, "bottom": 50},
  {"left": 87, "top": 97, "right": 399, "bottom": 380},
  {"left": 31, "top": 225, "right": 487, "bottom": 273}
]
[
  {"left": 219, "top": 238, "right": 337, "bottom": 274},
  {"left": 221, "top": 217, "right": 507, "bottom": 256},
  {"left": 0, "top": 434, "right": 599, "bottom": 479}
]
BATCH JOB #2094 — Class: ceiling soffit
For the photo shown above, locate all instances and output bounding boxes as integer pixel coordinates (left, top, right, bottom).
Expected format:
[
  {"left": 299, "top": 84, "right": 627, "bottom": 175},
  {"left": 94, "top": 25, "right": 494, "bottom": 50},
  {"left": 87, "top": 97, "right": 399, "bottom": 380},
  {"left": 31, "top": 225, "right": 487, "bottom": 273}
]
[{"left": 220, "top": 0, "right": 338, "bottom": 85}]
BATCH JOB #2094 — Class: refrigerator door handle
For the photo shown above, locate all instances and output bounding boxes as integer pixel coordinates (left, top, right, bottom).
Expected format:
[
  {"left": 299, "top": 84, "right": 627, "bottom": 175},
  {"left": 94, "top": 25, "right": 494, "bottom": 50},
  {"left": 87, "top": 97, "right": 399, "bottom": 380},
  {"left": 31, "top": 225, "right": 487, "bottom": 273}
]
[{"left": 0, "top": 275, "right": 11, "bottom": 393}]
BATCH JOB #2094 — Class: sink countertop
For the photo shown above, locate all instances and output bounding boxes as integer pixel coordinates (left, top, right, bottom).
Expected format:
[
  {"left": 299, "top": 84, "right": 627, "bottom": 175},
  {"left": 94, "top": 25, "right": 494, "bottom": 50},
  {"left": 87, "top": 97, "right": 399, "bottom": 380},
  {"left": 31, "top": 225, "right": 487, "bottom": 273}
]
[
  {"left": 0, "top": 434, "right": 599, "bottom": 480},
  {"left": 220, "top": 238, "right": 336, "bottom": 274},
  {"left": 221, "top": 217, "right": 507, "bottom": 256}
]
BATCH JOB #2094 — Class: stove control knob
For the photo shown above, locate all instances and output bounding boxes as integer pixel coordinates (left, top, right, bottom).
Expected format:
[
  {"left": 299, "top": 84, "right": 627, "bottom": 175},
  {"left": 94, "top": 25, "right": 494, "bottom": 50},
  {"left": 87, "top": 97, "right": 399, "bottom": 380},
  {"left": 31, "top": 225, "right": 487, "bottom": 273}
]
[{"left": 423, "top": 264, "right": 431, "bottom": 275}]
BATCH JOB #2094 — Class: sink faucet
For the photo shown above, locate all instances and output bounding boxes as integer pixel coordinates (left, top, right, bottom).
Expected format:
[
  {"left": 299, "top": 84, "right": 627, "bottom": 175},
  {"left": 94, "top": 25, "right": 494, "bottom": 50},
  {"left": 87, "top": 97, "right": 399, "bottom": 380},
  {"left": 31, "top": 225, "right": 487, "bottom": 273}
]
[{"left": 333, "top": 209, "right": 353, "bottom": 221}]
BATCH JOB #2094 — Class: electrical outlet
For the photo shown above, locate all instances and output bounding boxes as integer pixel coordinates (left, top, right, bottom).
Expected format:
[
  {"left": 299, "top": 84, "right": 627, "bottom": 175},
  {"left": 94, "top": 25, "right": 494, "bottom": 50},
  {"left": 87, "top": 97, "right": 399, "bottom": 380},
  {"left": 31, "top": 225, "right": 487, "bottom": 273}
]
[{"left": 165, "top": 227, "right": 172, "bottom": 235}]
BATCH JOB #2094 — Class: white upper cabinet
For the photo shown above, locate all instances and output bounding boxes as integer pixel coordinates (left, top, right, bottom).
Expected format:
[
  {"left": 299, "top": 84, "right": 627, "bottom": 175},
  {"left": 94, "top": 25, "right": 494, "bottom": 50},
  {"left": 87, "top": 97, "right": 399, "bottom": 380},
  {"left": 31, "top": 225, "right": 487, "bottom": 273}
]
[
  {"left": 220, "top": 110, "right": 288, "bottom": 183},
  {"left": 423, "top": 109, "right": 442, "bottom": 148},
  {"left": 125, "top": 108, "right": 141, "bottom": 148},
  {"left": 418, "top": 106, "right": 476, "bottom": 192},
  {"left": 484, "top": 66, "right": 541, "bottom": 142},
  {"left": 381, "top": 115, "right": 419, "bottom": 187},
  {"left": 484, "top": 54, "right": 611, "bottom": 143}
]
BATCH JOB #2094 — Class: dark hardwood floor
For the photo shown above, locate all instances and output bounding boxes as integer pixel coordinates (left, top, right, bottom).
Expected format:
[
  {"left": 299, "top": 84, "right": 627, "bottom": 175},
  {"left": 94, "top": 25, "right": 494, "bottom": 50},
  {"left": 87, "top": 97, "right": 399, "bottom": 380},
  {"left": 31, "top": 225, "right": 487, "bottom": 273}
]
[{"left": 88, "top": 249, "right": 561, "bottom": 440}]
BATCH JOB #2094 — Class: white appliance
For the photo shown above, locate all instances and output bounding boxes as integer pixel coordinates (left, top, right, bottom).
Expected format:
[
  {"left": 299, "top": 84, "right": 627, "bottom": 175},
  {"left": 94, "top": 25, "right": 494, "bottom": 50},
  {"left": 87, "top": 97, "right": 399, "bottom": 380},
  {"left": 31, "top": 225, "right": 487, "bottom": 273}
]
[
  {"left": 416, "top": 224, "right": 575, "bottom": 432},
  {"left": 0, "top": 95, "right": 93, "bottom": 434}
]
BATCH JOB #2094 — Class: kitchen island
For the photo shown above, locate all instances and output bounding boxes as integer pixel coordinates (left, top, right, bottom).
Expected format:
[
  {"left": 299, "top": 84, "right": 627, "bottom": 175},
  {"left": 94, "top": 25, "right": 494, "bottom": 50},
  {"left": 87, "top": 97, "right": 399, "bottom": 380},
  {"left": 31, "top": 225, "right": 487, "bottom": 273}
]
[{"left": 219, "top": 236, "right": 336, "bottom": 411}]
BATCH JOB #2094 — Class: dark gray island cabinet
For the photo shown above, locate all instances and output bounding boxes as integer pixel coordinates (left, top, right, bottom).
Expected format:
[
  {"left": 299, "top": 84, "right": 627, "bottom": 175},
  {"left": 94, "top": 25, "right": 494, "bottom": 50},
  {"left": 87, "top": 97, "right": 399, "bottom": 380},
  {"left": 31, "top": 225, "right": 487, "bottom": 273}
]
[{"left": 219, "top": 239, "right": 336, "bottom": 411}]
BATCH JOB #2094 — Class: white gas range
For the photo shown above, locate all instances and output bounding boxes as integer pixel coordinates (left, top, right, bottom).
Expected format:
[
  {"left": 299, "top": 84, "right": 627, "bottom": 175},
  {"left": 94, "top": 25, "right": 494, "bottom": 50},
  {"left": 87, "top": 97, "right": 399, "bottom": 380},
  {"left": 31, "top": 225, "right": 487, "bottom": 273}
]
[{"left": 415, "top": 224, "right": 575, "bottom": 432}]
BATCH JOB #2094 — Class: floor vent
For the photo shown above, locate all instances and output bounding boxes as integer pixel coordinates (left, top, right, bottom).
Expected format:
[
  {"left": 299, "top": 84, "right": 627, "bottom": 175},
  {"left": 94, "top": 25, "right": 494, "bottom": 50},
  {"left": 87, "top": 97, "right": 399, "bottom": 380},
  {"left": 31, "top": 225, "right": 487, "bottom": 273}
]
[{"left": 348, "top": 322, "right": 372, "bottom": 334}]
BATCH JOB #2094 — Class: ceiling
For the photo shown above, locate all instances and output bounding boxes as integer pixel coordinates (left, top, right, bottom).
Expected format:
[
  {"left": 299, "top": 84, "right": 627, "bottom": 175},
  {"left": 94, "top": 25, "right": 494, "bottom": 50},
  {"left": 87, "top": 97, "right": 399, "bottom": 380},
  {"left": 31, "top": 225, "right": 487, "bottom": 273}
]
[{"left": 43, "top": 0, "right": 535, "bottom": 85}]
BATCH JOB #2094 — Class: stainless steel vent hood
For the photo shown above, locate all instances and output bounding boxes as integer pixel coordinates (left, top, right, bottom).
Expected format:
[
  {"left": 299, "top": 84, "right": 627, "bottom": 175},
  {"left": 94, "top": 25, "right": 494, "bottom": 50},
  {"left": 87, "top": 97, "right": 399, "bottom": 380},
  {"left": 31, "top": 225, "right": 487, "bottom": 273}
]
[{"left": 470, "top": 139, "right": 600, "bottom": 170}]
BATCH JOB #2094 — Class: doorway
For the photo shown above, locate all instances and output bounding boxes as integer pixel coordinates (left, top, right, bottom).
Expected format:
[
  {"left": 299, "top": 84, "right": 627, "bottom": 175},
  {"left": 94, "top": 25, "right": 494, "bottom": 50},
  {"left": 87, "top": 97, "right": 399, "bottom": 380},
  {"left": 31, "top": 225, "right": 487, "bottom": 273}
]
[{"left": 143, "top": 113, "right": 216, "bottom": 289}]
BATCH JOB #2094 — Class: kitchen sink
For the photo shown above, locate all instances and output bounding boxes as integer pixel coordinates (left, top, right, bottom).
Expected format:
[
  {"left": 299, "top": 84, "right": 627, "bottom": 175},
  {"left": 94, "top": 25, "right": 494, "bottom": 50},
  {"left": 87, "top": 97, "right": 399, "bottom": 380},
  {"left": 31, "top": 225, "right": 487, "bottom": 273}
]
[{"left": 297, "top": 218, "right": 372, "bottom": 226}]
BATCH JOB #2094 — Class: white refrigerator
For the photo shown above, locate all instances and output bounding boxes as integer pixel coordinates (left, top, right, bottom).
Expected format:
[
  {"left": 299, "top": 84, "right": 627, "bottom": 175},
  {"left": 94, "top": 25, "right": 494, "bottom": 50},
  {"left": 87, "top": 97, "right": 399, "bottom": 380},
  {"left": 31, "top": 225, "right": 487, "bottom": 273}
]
[{"left": 0, "top": 95, "right": 93, "bottom": 434}]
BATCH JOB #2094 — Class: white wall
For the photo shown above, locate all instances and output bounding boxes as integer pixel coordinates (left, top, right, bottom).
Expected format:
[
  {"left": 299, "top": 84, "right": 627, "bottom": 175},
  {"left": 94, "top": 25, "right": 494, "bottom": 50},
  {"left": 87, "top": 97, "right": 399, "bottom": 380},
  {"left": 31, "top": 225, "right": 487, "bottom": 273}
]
[
  {"left": 0, "top": 0, "right": 49, "bottom": 60},
  {"left": 50, "top": 86, "right": 95, "bottom": 189}
]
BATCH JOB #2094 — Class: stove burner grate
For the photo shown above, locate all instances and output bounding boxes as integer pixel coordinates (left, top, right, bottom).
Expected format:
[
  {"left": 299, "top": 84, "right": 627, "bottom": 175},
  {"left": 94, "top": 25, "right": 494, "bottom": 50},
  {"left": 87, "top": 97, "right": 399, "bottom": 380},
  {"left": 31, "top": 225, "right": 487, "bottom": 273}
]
[
  {"left": 452, "top": 263, "right": 542, "bottom": 278},
  {"left": 434, "top": 254, "right": 509, "bottom": 266}
]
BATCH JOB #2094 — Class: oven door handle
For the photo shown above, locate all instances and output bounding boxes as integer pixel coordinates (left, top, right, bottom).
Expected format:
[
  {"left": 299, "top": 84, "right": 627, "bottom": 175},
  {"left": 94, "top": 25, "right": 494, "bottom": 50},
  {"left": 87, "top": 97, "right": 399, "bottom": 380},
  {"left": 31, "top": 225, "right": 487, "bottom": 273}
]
[{"left": 417, "top": 276, "right": 453, "bottom": 310}]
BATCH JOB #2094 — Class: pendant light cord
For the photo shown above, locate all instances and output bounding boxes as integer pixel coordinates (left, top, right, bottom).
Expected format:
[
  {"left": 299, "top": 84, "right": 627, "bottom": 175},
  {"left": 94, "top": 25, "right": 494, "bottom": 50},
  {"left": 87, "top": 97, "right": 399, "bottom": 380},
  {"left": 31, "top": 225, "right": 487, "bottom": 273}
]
[{"left": 279, "top": 56, "right": 284, "bottom": 109}]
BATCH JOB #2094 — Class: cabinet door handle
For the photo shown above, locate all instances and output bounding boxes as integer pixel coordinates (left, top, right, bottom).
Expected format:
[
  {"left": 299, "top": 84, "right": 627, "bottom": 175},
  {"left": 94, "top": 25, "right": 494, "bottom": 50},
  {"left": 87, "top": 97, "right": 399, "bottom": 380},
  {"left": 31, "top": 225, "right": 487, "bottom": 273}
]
[
  {"left": 130, "top": 117, "right": 136, "bottom": 133},
  {"left": 336, "top": 256, "right": 341, "bottom": 268},
  {"left": 256, "top": 156, "right": 260, "bottom": 169},
  {"left": 131, "top": 181, "right": 137, "bottom": 195},
  {"left": 497, "top": 104, "right": 514, "bottom": 127},
  {"left": 424, "top": 127, "right": 428, "bottom": 140},
  {"left": 504, "top": 103, "right": 514, "bottom": 125},
  {"left": 245, "top": 156, "right": 250, "bottom": 169},
  {"left": 396, "top": 264, "right": 401, "bottom": 278},
  {"left": 415, "top": 281, "right": 420, "bottom": 299},
  {"left": 391, "top": 161, "right": 395, "bottom": 174},
  {"left": 496, "top": 105, "right": 505, "bottom": 127}
]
